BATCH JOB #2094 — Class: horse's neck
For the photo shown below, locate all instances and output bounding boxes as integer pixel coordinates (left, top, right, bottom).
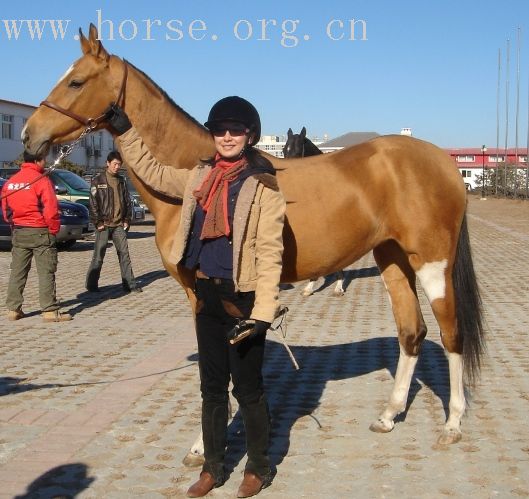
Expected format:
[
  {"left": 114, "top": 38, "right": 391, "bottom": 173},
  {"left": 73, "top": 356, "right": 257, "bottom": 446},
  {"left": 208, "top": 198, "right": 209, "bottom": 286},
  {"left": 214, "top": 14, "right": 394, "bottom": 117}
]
[{"left": 118, "top": 60, "right": 215, "bottom": 168}]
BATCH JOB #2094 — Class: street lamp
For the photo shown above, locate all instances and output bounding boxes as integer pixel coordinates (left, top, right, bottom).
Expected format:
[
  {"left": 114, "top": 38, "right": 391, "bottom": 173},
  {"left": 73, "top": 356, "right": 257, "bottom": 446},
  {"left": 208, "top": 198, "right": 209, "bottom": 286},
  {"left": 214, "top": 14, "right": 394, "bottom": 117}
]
[{"left": 481, "top": 145, "right": 487, "bottom": 200}]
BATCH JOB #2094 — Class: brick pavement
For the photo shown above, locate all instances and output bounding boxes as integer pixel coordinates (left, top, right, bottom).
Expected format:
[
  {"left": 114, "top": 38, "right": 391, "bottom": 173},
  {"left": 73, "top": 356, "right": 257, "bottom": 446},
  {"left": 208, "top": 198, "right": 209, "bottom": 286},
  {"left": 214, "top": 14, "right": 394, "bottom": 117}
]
[{"left": 1, "top": 199, "right": 529, "bottom": 498}]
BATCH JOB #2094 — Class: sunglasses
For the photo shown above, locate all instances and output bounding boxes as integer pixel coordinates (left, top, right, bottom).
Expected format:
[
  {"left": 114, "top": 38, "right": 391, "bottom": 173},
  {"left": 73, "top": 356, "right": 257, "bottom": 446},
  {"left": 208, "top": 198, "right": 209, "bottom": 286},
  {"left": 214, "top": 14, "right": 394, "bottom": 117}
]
[{"left": 211, "top": 125, "right": 249, "bottom": 137}]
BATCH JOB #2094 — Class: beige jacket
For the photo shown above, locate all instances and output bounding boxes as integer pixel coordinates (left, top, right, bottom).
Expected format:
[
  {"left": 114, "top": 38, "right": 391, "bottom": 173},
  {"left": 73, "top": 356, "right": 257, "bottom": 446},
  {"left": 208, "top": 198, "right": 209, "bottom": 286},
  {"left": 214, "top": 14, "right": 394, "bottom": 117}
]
[{"left": 118, "top": 128, "right": 286, "bottom": 323}]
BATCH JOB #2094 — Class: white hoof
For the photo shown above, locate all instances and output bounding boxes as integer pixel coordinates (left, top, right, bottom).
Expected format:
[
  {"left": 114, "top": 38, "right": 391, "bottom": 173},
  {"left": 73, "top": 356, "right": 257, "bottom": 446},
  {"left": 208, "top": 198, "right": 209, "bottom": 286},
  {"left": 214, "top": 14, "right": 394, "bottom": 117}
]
[
  {"left": 182, "top": 452, "right": 205, "bottom": 467},
  {"left": 437, "top": 427, "right": 462, "bottom": 445},
  {"left": 369, "top": 418, "right": 394, "bottom": 433},
  {"left": 332, "top": 289, "right": 345, "bottom": 297},
  {"left": 301, "top": 289, "right": 313, "bottom": 297}
]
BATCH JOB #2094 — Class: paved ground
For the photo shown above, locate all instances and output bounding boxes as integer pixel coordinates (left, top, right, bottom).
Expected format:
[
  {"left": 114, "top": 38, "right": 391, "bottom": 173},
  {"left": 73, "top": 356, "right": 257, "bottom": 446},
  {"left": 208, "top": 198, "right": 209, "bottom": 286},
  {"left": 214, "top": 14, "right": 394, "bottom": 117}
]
[{"left": 1, "top": 195, "right": 529, "bottom": 498}]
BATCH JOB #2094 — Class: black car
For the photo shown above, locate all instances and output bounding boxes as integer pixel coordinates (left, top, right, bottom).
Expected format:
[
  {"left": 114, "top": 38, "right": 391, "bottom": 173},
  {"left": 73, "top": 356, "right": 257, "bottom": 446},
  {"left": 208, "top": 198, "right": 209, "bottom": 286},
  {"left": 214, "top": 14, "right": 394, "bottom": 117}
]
[{"left": 0, "top": 178, "right": 92, "bottom": 249}]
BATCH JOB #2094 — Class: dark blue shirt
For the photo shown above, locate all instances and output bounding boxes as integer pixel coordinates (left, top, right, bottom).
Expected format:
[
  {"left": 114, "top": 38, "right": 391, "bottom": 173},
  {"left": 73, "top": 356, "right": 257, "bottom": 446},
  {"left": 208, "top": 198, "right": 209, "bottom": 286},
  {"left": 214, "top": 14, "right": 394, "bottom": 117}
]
[{"left": 182, "top": 176, "right": 245, "bottom": 279}]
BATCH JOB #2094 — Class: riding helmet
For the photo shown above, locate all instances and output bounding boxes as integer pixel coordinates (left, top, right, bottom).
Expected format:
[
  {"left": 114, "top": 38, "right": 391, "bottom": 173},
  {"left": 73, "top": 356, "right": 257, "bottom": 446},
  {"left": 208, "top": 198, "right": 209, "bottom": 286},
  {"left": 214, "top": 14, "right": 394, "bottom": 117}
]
[{"left": 204, "top": 96, "right": 261, "bottom": 145}]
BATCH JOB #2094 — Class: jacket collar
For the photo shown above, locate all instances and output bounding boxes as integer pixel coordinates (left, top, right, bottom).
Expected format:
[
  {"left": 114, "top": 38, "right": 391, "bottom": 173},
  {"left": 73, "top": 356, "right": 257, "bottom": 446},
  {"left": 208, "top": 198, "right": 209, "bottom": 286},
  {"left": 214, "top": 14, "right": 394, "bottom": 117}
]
[{"left": 21, "top": 162, "right": 45, "bottom": 173}]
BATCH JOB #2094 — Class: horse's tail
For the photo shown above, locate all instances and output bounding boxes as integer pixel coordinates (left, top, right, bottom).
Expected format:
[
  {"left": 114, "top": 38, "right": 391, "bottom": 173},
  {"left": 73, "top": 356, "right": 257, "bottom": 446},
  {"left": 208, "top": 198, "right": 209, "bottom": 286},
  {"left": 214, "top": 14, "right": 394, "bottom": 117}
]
[{"left": 452, "top": 212, "right": 486, "bottom": 385}]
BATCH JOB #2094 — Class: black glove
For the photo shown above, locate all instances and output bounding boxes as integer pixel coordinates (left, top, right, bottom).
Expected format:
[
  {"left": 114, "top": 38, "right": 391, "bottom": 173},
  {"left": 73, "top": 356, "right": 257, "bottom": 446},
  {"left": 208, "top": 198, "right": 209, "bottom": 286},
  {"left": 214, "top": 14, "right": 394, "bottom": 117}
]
[
  {"left": 252, "top": 320, "right": 271, "bottom": 336},
  {"left": 103, "top": 103, "right": 132, "bottom": 135}
]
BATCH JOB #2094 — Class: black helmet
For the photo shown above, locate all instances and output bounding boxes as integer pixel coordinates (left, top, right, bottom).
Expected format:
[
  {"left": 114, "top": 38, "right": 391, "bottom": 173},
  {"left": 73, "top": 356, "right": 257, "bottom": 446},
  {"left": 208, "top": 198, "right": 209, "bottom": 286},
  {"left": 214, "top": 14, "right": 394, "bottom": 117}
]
[{"left": 204, "top": 96, "right": 261, "bottom": 145}]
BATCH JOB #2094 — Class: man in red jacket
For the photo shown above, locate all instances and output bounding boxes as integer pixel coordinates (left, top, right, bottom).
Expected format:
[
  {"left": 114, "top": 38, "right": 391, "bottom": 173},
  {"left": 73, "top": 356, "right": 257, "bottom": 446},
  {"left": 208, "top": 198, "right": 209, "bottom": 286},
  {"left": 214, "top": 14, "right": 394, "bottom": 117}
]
[{"left": 1, "top": 151, "right": 72, "bottom": 322}]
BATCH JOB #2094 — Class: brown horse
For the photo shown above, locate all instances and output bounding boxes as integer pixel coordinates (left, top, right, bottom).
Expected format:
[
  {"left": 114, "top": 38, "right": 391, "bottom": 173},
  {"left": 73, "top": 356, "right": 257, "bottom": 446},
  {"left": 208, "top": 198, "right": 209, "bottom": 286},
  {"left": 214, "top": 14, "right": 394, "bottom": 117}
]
[
  {"left": 23, "top": 25, "right": 484, "bottom": 447},
  {"left": 283, "top": 126, "right": 345, "bottom": 297}
]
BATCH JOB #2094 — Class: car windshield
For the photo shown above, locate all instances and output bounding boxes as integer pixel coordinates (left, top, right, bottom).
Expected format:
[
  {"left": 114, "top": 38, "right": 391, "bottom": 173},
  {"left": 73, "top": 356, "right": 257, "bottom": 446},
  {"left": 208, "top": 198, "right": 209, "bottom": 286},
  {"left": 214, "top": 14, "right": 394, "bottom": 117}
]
[{"left": 54, "top": 170, "right": 90, "bottom": 190}]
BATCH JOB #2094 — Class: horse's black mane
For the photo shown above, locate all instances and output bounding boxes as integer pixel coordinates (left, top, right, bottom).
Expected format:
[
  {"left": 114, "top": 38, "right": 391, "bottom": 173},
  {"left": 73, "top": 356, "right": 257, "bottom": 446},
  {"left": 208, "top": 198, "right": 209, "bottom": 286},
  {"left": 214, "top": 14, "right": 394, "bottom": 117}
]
[{"left": 126, "top": 60, "right": 206, "bottom": 131}]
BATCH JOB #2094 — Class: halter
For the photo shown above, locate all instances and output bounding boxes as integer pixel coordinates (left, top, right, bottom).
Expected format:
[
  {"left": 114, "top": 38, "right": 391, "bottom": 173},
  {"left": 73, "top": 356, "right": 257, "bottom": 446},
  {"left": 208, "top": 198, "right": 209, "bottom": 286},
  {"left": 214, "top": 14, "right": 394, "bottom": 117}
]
[{"left": 40, "top": 58, "right": 128, "bottom": 127}]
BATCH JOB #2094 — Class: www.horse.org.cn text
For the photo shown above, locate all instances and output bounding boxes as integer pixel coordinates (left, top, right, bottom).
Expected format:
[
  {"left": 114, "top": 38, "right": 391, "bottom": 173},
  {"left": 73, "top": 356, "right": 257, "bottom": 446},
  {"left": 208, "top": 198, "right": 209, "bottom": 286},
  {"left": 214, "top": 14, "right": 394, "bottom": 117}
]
[{"left": 0, "top": 14, "right": 368, "bottom": 48}]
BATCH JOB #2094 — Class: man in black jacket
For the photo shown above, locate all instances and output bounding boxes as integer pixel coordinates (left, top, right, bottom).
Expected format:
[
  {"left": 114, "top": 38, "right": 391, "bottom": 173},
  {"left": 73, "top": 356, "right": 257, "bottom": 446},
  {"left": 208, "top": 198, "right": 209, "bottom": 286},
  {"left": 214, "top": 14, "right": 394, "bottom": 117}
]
[{"left": 85, "top": 151, "right": 141, "bottom": 293}]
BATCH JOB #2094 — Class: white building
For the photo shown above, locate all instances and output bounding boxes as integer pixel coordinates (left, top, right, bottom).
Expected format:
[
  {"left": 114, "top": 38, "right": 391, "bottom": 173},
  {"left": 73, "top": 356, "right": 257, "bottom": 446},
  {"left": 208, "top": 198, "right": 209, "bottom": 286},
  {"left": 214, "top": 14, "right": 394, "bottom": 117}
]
[
  {"left": 1, "top": 98, "right": 116, "bottom": 175},
  {"left": 255, "top": 135, "right": 287, "bottom": 158}
]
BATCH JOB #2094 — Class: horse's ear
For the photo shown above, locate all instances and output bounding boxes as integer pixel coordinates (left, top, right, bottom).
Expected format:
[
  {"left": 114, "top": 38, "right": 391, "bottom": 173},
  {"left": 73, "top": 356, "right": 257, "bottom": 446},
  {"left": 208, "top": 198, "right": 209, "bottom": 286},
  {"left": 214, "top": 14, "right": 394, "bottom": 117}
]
[
  {"left": 79, "top": 28, "right": 91, "bottom": 55},
  {"left": 287, "top": 128, "right": 293, "bottom": 138},
  {"left": 87, "top": 23, "right": 110, "bottom": 61},
  {"left": 300, "top": 127, "right": 307, "bottom": 138}
]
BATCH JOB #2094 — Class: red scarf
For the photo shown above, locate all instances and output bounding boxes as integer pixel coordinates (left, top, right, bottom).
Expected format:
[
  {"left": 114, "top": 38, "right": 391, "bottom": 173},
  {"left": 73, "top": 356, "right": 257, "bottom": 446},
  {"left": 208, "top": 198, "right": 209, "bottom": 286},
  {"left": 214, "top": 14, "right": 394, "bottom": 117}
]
[{"left": 193, "top": 154, "right": 247, "bottom": 239}]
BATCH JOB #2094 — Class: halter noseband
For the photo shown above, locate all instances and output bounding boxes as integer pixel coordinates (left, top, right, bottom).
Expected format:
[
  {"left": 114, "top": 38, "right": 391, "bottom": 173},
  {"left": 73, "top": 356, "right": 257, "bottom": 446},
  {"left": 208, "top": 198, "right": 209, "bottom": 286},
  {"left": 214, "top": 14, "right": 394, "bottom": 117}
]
[{"left": 40, "top": 59, "right": 128, "bottom": 127}]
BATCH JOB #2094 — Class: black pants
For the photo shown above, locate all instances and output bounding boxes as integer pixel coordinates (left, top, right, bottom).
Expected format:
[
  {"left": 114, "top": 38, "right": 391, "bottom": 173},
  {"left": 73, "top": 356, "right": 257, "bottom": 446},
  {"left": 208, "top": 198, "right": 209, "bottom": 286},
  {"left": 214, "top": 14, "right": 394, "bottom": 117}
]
[{"left": 195, "top": 277, "right": 270, "bottom": 483}]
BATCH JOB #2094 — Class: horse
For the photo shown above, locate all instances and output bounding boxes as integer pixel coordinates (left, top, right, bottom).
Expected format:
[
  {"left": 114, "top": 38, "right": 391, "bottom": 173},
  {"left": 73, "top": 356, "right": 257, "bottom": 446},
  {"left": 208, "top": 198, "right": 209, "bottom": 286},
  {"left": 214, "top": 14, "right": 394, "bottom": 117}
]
[
  {"left": 283, "top": 126, "right": 345, "bottom": 297},
  {"left": 22, "top": 25, "right": 485, "bottom": 453}
]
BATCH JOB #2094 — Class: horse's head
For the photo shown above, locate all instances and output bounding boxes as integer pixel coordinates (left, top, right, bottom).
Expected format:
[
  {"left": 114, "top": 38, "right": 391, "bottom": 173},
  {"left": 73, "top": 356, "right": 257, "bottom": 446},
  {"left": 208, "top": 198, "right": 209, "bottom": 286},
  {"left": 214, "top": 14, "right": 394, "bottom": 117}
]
[
  {"left": 282, "top": 126, "right": 307, "bottom": 158},
  {"left": 23, "top": 24, "right": 125, "bottom": 155}
]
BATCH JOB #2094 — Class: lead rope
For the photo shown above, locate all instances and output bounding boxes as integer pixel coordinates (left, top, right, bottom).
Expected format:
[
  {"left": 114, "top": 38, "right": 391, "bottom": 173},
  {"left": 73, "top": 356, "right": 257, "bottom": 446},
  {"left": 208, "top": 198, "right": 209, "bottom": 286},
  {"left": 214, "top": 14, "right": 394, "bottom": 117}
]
[
  {"left": 269, "top": 306, "right": 299, "bottom": 370},
  {"left": 0, "top": 122, "right": 97, "bottom": 202}
]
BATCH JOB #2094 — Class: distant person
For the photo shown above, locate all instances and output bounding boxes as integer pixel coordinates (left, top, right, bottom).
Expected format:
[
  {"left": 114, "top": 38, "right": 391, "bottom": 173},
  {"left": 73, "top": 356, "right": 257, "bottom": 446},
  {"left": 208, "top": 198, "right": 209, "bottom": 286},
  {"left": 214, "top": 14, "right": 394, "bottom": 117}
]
[
  {"left": 85, "top": 151, "right": 141, "bottom": 293},
  {"left": 1, "top": 151, "right": 72, "bottom": 322}
]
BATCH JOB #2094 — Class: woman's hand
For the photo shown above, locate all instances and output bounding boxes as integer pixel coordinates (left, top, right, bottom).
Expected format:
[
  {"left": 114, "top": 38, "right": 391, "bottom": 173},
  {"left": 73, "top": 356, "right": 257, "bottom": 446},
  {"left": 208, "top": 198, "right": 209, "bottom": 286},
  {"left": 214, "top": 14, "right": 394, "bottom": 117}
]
[{"left": 103, "top": 104, "right": 132, "bottom": 135}]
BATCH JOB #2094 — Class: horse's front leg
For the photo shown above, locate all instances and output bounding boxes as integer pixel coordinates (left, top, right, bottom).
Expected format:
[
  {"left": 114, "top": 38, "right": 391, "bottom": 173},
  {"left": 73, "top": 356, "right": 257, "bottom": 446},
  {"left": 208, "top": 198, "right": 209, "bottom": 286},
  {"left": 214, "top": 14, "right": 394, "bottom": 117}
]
[
  {"left": 182, "top": 430, "right": 205, "bottom": 467},
  {"left": 301, "top": 278, "right": 317, "bottom": 297},
  {"left": 182, "top": 393, "right": 234, "bottom": 467}
]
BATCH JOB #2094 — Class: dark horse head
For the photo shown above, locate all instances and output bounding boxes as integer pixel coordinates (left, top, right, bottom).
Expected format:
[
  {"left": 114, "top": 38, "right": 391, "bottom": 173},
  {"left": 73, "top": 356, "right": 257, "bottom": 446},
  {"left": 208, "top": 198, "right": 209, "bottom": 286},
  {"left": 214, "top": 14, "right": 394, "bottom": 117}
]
[{"left": 283, "top": 127, "right": 323, "bottom": 158}]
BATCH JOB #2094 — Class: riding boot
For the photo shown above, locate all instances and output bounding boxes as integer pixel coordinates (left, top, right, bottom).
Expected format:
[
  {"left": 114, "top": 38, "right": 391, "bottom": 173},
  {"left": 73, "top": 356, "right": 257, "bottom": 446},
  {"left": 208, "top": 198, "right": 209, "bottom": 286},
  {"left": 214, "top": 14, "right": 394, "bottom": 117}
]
[
  {"left": 239, "top": 395, "right": 272, "bottom": 485},
  {"left": 201, "top": 399, "right": 228, "bottom": 485}
]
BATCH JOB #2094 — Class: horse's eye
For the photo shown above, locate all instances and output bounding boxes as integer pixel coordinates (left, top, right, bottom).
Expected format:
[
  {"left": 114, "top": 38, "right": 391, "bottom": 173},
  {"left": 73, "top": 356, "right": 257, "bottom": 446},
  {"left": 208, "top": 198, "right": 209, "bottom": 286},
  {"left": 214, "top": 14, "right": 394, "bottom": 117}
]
[{"left": 68, "top": 80, "right": 84, "bottom": 89}]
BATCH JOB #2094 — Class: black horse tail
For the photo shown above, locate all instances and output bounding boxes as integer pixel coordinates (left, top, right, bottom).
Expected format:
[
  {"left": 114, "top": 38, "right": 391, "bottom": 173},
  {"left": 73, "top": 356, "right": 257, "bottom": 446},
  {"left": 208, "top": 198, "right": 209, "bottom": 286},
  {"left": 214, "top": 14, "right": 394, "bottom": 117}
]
[{"left": 452, "top": 212, "right": 486, "bottom": 385}]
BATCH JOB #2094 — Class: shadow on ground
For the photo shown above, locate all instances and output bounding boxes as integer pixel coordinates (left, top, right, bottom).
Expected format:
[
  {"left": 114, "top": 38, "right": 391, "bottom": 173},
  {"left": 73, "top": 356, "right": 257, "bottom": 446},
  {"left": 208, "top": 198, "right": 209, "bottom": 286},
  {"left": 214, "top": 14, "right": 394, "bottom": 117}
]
[
  {"left": 223, "top": 336, "right": 449, "bottom": 477},
  {"left": 14, "top": 463, "right": 95, "bottom": 499}
]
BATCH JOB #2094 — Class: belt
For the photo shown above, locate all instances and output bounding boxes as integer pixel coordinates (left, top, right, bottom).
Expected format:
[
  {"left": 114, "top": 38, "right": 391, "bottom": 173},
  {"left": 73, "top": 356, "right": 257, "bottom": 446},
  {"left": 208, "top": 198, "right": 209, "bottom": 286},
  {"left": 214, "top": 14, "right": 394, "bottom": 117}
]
[{"left": 195, "top": 269, "right": 228, "bottom": 285}]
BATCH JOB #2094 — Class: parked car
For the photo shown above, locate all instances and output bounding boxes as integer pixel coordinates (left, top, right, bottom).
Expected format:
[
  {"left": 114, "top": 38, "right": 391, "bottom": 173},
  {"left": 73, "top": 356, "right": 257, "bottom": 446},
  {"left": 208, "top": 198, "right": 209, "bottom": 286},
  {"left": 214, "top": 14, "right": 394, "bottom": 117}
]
[
  {"left": 130, "top": 195, "right": 146, "bottom": 224},
  {"left": 0, "top": 178, "right": 93, "bottom": 249},
  {"left": 0, "top": 168, "right": 92, "bottom": 207},
  {"left": 131, "top": 192, "right": 149, "bottom": 213},
  {"left": 47, "top": 169, "right": 91, "bottom": 208}
]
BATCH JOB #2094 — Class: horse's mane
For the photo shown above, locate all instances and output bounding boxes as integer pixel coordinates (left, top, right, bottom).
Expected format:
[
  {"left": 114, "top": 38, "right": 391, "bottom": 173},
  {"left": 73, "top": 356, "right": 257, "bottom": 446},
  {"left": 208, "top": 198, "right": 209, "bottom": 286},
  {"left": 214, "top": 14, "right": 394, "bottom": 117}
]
[{"left": 126, "top": 60, "right": 206, "bottom": 131}]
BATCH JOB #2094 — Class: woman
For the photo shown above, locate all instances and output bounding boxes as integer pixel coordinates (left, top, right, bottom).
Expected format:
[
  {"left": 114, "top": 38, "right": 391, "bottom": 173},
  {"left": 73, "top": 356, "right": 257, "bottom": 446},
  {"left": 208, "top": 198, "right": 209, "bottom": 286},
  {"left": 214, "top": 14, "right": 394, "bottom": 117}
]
[{"left": 105, "top": 96, "right": 285, "bottom": 498}]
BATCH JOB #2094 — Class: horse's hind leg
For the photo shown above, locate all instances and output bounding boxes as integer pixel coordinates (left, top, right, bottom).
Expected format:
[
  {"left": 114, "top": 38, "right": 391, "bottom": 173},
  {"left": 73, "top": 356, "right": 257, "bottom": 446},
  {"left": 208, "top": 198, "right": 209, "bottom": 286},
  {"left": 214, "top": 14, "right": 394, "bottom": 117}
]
[
  {"left": 370, "top": 241, "right": 427, "bottom": 433},
  {"left": 415, "top": 263, "right": 464, "bottom": 444},
  {"left": 332, "top": 270, "right": 345, "bottom": 296}
]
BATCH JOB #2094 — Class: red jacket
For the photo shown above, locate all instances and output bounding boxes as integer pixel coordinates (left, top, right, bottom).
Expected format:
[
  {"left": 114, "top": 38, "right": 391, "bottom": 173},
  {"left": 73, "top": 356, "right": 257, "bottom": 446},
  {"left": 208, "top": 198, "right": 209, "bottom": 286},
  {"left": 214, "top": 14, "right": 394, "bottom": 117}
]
[{"left": 1, "top": 163, "right": 60, "bottom": 235}]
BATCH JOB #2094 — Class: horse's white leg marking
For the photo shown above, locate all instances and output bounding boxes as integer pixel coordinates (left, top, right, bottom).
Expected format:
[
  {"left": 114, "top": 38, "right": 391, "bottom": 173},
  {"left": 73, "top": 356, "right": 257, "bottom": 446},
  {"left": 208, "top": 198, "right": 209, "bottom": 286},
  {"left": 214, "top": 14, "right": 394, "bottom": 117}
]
[
  {"left": 416, "top": 259, "right": 448, "bottom": 303},
  {"left": 438, "top": 352, "right": 465, "bottom": 444},
  {"left": 182, "top": 394, "right": 234, "bottom": 467},
  {"left": 190, "top": 430, "right": 204, "bottom": 456},
  {"left": 370, "top": 345, "right": 418, "bottom": 433},
  {"left": 301, "top": 279, "right": 316, "bottom": 297},
  {"left": 332, "top": 271, "right": 345, "bottom": 296}
]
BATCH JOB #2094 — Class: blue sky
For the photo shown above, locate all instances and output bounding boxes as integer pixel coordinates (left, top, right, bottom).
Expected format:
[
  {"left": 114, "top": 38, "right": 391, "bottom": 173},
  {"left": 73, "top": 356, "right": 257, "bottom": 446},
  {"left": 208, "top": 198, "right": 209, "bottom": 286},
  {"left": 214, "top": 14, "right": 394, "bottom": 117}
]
[{"left": 1, "top": 0, "right": 528, "bottom": 147}]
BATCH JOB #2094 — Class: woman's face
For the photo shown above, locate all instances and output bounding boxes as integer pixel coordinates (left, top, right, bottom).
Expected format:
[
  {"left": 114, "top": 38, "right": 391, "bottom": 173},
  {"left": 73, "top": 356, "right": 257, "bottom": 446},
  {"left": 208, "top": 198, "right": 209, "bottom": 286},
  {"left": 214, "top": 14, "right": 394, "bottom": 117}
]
[{"left": 212, "top": 121, "right": 251, "bottom": 159}]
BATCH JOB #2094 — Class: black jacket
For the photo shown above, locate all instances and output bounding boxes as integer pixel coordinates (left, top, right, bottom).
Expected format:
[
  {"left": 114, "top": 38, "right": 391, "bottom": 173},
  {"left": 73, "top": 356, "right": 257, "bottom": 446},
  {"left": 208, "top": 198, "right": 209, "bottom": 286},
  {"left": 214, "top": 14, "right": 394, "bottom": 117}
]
[{"left": 89, "top": 171, "right": 132, "bottom": 226}]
